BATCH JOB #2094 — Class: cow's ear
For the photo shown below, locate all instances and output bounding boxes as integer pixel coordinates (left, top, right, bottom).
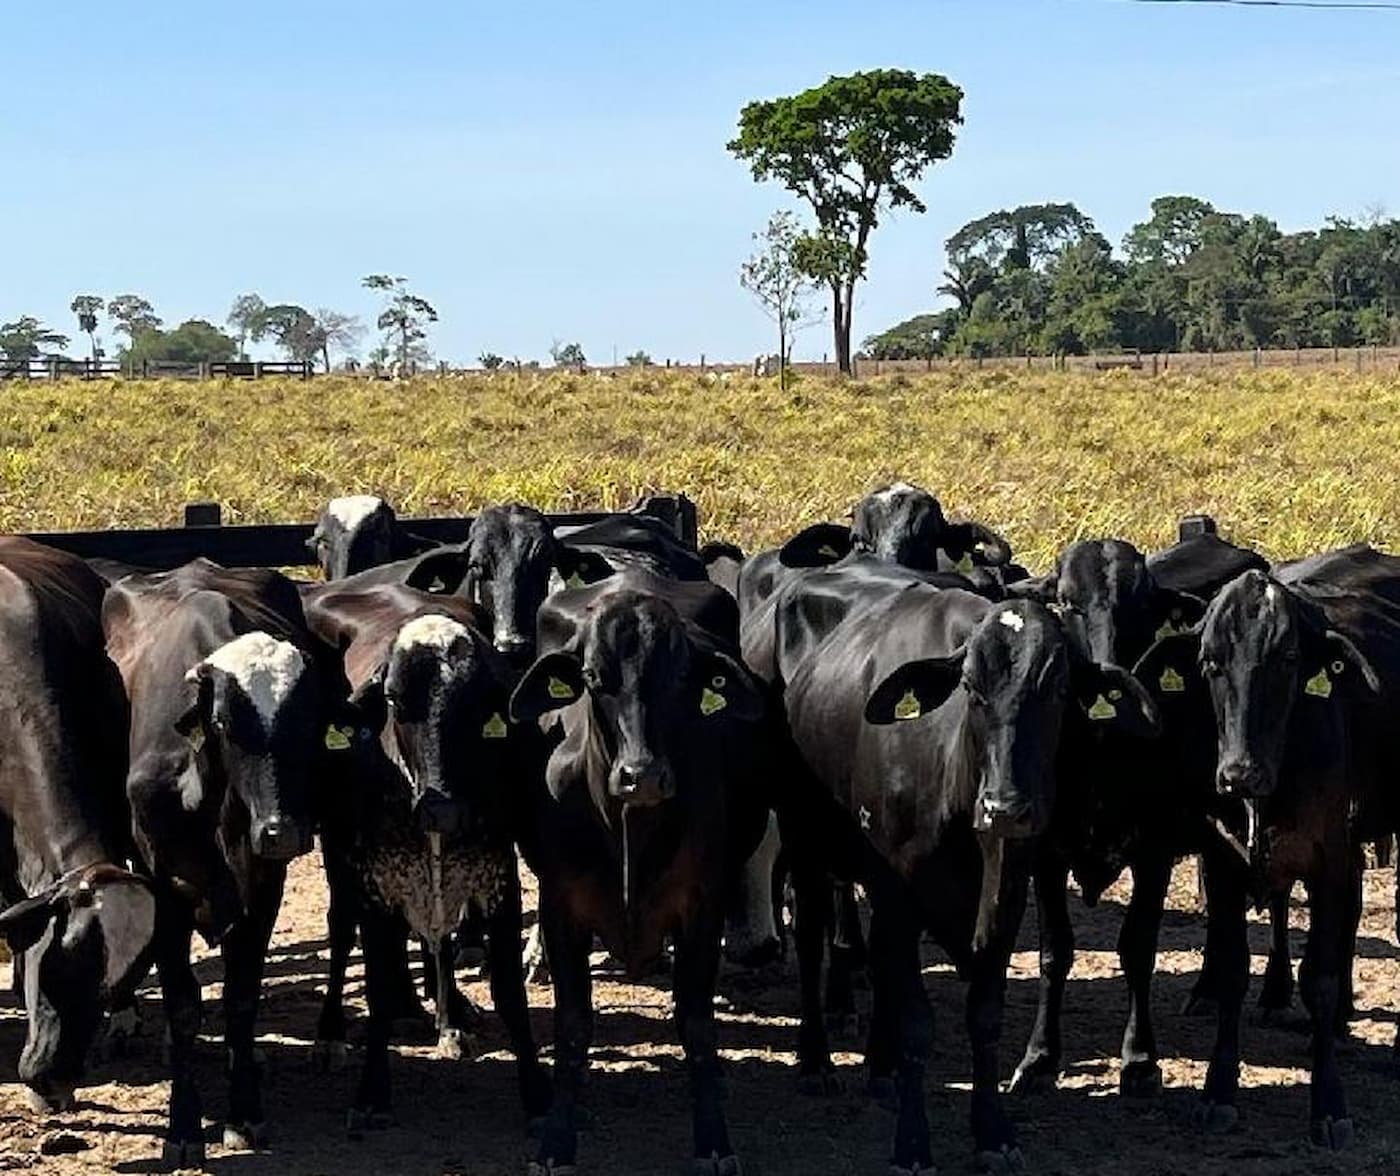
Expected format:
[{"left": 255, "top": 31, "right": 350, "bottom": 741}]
[
  {"left": 942, "top": 521, "right": 1014, "bottom": 567},
  {"left": 555, "top": 547, "right": 614, "bottom": 587},
  {"left": 1318, "top": 630, "right": 1382, "bottom": 696},
  {"left": 348, "top": 667, "right": 388, "bottom": 734},
  {"left": 1075, "top": 663, "right": 1162, "bottom": 738},
  {"left": 691, "top": 651, "right": 764, "bottom": 722},
  {"left": 0, "top": 889, "right": 58, "bottom": 952},
  {"left": 1132, "top": 630, "right": 1204, "bottom": 705},
  {"left": 174, "top": 664, "right": 212, "bottom": 737},
  {"left": 779, "top": 524, "right": 853, "bottom": 569},
  {"left": 1151, "top": 588, "right": 1207, "bottom": 640},
  {"left": 510, "top": 652, "right": 587, "bottom": 723},
  {"left": 405, "top": 550, "right": 472, "bottom": 595},
  {"left": 1005, "top": 573, "right": 1056, "bottom": 604},
  {"left": 865, "top": 653, "right": 966, "bottom": 725}
]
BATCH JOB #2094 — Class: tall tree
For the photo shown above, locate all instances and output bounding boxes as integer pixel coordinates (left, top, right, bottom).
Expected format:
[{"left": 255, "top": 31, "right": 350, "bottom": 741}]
[
  {"left": 946, "top": 204, "right": 1096, "bottom": 274},
  {"left": 0, "top": 317, "right": 69, "bottom": 361},
  {"left": 729, "top": 69, "right": 963, "bottom": 373},
  {"left": 258, "top": 304, "right": 322, "bottom": 365},
  {"left": 363, "top": 275, "right": 438, "bottom": 375},
  {"left": 107, "top": 295, "right": 162, "bottom": 347},
  {"left": 70, "top": 296, "right": 104, "bottom": 362},
  {"left": 226, "top": 293, "right": 268, "bottom": 360},
  {"left": 739, "top": 210, "right": 820, "bottom": 390},
  {"left": 313, "top": 308, "right": 364, "bottom": 372},
  {"left": 123, "top": 320, "right": 238, "bottom": 366}
]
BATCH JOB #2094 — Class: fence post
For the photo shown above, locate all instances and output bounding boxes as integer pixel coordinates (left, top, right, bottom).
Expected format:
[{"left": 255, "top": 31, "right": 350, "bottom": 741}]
[
  {"left": 254, "top": 362, "right": 263, "bottom": 380},
  {"left": 184, "top": 502, "right": 222, "bottom": 528},
  {"left": 48, "top": 357, "right": 60, "bottom": 380}
]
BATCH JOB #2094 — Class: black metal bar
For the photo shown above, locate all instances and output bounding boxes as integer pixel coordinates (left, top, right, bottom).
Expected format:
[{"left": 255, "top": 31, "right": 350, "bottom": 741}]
[{"left": 1178, "top": 514, "right": 1218, "bottom": 540}]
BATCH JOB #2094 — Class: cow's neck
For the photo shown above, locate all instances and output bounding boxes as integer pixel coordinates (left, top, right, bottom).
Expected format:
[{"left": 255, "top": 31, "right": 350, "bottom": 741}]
[{"left": 922, "top": 690, "right": 981, "bottom": 839}]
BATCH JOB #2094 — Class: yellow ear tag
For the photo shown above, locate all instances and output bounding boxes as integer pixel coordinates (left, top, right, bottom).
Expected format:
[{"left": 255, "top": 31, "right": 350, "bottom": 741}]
[
  {"left": 956, "top": 554, "right": 975, "bottom": 574},
  {"left": 324, "top": 725, "right": 352, "bottom": 752},
  {"left": 1304, "top": 668, "right": 1333, "bottom": 699},
  {"left": 1087, "top": 694, "right": 1116, "bottom": 721},
  {"left": 1159, "top": 666, "right": 1186, "bottom": 694},
  {"left": 482, "top": 712, "right": 508, "bottom": 740},
  {"left": 547, "top": 676, "right": 576, "bottom": 701},
  {"left": 565, "top": 571, "right": 586, "bottom": 589},
  {"left": 893, "top": 689, "right": 923, "bottom": 721},
  {"left": 188, "top": 723, "right": 206, "bottom": 754},
  {"left": 699, "top": 687, "right": 727, "bottom": 716},
  {"left": 1154, "top": 619, "right": 1189, "bottom": 641},
  {"left": 817, "top": 544, "right": 841, "bottom": 560}
]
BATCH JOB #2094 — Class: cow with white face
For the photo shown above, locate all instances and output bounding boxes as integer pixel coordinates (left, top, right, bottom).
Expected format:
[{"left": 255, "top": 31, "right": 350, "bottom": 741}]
[
  {"left": 103, "top": 559, "right": 351, "bottom": 1166},
  {"left": 307, "top": 494, "right": 435, "bottom": 581}
]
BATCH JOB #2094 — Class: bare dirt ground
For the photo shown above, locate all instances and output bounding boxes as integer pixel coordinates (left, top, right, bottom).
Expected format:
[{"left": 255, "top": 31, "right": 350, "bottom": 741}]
[{"left": 2, "top": 859, "right": 1399, "bottom": 1176}]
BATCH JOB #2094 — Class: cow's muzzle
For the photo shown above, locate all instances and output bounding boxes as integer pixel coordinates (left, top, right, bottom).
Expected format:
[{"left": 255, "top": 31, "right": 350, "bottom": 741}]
[
  {"left": 23, "top": 1075, "right": 76, "bottom": 1114},
  {"left": 609, "top": 759, "right": 674, "bottom": 808},
  {"left": 251, "top": 817, "right": 313, "bottom": 862},
  {"left": 974, "top": 796, "right": 1040, "bottom": 839},
  {"left": 415, "top": 792, "right": 466, "bottom": 836},
  {"left": 493, "top": 632, "right": 534, "bottom": 660},
  {"left": 1217, "top": 755, "right": 1272, "bottom": 799}
]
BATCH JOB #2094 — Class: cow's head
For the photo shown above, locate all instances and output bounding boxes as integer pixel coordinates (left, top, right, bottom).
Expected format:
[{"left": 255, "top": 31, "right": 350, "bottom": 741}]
[
  {"left": 465, "top": 504, "right": 612, "bottom": 661},
  {"left": 1184, "top": 570, "right": 1379, "bottom": 800},
  {"left": 0, "top": 866, "right": 156, "bottom": 1112},
  {"left": 1012, "top": 539, "right": 1206, "bottom": 668},
  {"left": 307, "top": 495, "right": 398, "bottom": 580},
  {"left": 510, "top": 590, "right": 763, "bottom": 808},
  {"left": 349, "top": 613, "right": 513, "bottom": 837},
  {"left": 866, "top": 601, "right": 1160, "bottom": 839},
  {"left": 176, "top": 632, "right": 323, "bottom": 860}
]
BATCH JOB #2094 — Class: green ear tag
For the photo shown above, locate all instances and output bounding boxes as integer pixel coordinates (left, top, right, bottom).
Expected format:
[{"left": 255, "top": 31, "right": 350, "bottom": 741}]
[
  {"left": 893, "top": 689, "right": 923, "bottom": 721},
  {"left": 956, "top": 554, "right": 975, "bottom": 574},
  {"left": 565, "top": 571, "right": 585, "bottom": 589},
  {"left": 1154, "top": 619, "right": 1187, "bottom": 641},
  {"left": 188, "top": 723, "right": 206, "bottom": 754},
  {"left": 482, "top": 712, "right": 508, "bottom": 740},
  {"left": 324, "top": 725, "right": 352, "bottom": 752},
  {"left": 1159, "top": 666, "right": 1186, "bottom": 694},
  {"left": 817, "top": 544, "right": 840, "bottom": 560},
  {"left": 1304, "top": 668, "right": 1333, "bottom": 699},
  {"left": 547, "top": 676, "right": 576, "bottom": 701},
  {"left": 1087, "top": 694, "right": 1116, "bottom": 721},
  {"left": 699, "top": 687, "right": 728, "bottom": 716}
]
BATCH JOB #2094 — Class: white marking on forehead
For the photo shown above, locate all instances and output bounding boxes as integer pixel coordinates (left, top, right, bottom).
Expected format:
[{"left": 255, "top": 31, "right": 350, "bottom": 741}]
[
  {"left": 200, "top": 633, "right": 307, "bottom": 725},
  {"left": 999, "top": 609, "right": 1025, "bottom": 633},
  {"left": 873, "top": 481, "right": 919, "bottom": 504},
  {"left": 394, "top": 613, "right": 471, "bottom": 657},
  {"left": 326, "top": 494, "right": 386, "bottom": 531},
  {"left": 1264, "top": 583, "right": 1280, "bottom": 609}
]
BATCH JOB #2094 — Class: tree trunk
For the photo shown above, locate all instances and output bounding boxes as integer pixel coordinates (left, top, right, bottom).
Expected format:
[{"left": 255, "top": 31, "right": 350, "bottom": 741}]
[
  {"left": 321, "top": 342, "right": 331, "bottom": 374},
  {"left": 830, "top": 284, "right": 852, "bottom": 375}
]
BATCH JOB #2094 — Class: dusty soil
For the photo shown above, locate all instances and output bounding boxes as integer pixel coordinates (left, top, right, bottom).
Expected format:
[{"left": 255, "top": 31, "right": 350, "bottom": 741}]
[{"left": 2, "top": 859, "right": 1399, "bottom": 1176}]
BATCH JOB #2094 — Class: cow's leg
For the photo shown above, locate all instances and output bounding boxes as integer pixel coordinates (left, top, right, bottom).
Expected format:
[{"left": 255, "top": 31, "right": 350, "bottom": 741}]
[
  {"left": 1303, "top": 865, "right": 1353, "bottom": 1149},
  {"left": 222, "top": 863, "right": 285, "bottom": 1150},
  {"left": 1194, "top": 846, "right": 1248, "bottom": 1133},
  {"left": 432, "top": 937, "right": 466, "bottom": 1059},
  {"left": 673, "top": 913, "right": 739, "bottom": 1173},
  {"left": 155, "top": 907, "right": 204, "bottom": 1168},
  {"left": 869, "top": 898, "right": 933, "bottom": 1175},
  {"left": 792, "top": 863, "right": 838, "bottom": 1093},
  {"left": 1119, "top": 853, "right": 1171, "bottom": 1098},
  {"left": 349, "top": 908, "right": 403, "bottom": 1133},
  {"left": 1258, "top": 887, "right": 1295, "bottom": 1015},
  {"left": 315, "top": 847, "right": 358, "bottom": 1069},
  {"left": 825, "top": 880, "right": 865, "bottom": 1033},
  {"left": 531, "top": 900, "right": 593, "bottom": 1175},
  {"left": 1010, "top": 853, "right": 1072, "bottom": 1094},
  {"left": 485, "top": 864, "right": 551, "bottom": 1126}
]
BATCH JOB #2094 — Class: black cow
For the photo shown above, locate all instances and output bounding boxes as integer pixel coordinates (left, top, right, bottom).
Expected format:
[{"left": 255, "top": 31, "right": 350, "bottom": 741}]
[
  {"left": 1135, "top": 545, "right": 1400, "bottom": 1147},
  {"left": 103, "top": 559, "right": 349, "bottom": 1165},
  {"left": 773, "top": 568, "right": 1158, "bottom": 1173},
  {"left": 509, "top": 570, "right": 770, "bottom": 1174},
  {"left": 307, "top": 495, "right": 435, "bottom": 580},
  {"left": 303, "top": 585, "right": 550, "bottom": 1129},
  {"left": 0, "top": 538, "right": 157, "bottom": 1114},
  {"left": 1004, "top": 533, "right": 1267, "bottom": 1098}
]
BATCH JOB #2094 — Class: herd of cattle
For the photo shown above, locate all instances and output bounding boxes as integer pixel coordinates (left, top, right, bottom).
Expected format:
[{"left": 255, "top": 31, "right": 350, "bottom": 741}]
[{"left": 2, "top": 482, "right": 1399, "bottom": 1174}]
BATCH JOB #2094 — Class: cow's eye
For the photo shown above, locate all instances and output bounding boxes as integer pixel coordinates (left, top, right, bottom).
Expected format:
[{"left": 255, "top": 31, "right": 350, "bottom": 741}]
[
  {"left": 582, "top": 666, "right": 602, "bottom": 692},
  {"left": 1200, "top": 658, "right": 1221, "bottom": 678}
]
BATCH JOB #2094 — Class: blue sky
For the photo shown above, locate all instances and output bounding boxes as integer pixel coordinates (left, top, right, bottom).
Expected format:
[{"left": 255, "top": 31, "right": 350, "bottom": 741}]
[{"left": 5, "top": 0, "right": 1399, "bottom": 365}]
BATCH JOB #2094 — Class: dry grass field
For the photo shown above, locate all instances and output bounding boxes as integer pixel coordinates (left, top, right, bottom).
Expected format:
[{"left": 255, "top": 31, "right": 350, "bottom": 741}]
[{"left": 3, "top": 369, "right": 1400, "bottom": 1174}]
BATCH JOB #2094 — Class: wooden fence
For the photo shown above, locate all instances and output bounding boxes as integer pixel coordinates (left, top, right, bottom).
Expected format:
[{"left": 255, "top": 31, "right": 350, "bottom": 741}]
[
  {"left": 0, "top": 358, "right": 314, "bottom": 381},
  {"left": 22, "top": 494, "right": 699, "bottom": 571}
]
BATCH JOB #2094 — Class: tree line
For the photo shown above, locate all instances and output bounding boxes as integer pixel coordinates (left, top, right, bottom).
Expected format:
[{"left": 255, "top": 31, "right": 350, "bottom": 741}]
[{"left": 862, "top": 197, "right": 1400, "bottom": 360}]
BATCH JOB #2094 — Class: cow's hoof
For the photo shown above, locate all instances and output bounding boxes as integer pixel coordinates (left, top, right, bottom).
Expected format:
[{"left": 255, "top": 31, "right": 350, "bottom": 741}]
[
  {"left": 436, "top": 1028, "right": 466, "bottom": 1061},
  {"left": 1008, "top": 1056, "right": 1058, "bottom": 1096},
  {"left": 867, "top": 1074, "right": 898, "bottom": 1111},
  {"left": 313, "top": 1039, "right": 349, "bottom": 1071},
  {"left": 693, "top": 1151, "right": 742, "bottom": 1175},
  {"left": 797, "top": 1068, "right": 843, "bottom": 1096},
  {"left": 1119, "top": 1061, "right": 1162, "bottom": 1099},
  {"left": 976, "top": 1144, "right": 1026, "bottom": 1175},
  {"left": 161, "top": 1140, "right": 205, "bottom": 1170},
  {"left": 1311, "top": 1116, "right": 1355, "bottom": 1151},
  {"left": 223, "top": 1120, "right": 269, "bottom": 1150},
  {"left": 526, "top": 1161, "right": 577, "bottom": 1175},
  {"left": 346, "top": 1108, "right": 395, "bottom": 1137},
  {"left": 1191, "top": 1101, "right": 1238, "bottom": 1134}
]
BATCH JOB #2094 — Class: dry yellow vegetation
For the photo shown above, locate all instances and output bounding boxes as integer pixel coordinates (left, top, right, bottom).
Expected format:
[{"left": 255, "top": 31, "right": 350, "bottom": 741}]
[{"left": 1, "top": 367, "right": 1396, "bottom": 568}]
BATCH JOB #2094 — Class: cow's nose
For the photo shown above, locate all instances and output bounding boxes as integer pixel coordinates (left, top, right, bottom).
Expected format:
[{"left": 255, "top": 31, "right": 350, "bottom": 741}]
[
  {"left": 494, "top": 632, "right": 532, "bottom": 658},
  {"left": 23, "top": 1077, "right": 76, "bottom": 1114},
  {"left": 976, "top": 794, "right": 1038, "bottom": 838},
  {"left": 415, "top": 793, "right": 465, "bottom": 835},
  {"left": 612, "top": 760, "right": 671, "bottom": 806},
  {"left": 1217, "top": 757, "right": 1268, "bottom": 798},
  {"left": 725, "top": 933, "right": 783, "bottom": 970},
  {"left": 253, "top": 818, "right": 311, "bottom": 862}
]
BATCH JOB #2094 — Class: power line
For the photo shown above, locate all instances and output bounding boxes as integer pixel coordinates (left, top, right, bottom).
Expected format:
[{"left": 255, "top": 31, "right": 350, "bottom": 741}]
[{"left": 1119, "top": 0, "right": 1400, "bottom": 9}]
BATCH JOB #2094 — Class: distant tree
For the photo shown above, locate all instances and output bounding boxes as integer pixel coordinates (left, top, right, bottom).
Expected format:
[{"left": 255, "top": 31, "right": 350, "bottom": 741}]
[
  {"left": 739, "top": 210, "right": 820, "bottom": 391},
  {"left": 861, "top": 312, "right": 951, "bottom": 360},
  {"left": 550, "top": 340, "right": 587, "bottom": 369},
  {"left": 946, "top": 204, "right": 1096, "bottom": 274},
  {"left": 226, "top": 293, "right": 268, "bottom": 360},
  {"left": 0, "top": 316, "right": 69, "bottom": 361},
  {"left": 122, "top": 319, "right": 238, "bottom": 366},
  {"left": 70, "top": 295, "right": 104, "bottom": 361},
  {"left": 363, "top": 275, "right": 438, "bottom": 375},
  {"left": 729, "top": 69, "right": 964, "bottom": 374},
  {"left": 625, "top": 350, "right": 652, "bottom": 367},
  {"left": 257, "top": 304, "right": 320, "bottom": 365},
  {"left": 314, "top": 309, "right": 364, "bottom": 373},
  {"left": 479, "top": 352, "right": 505, "bottom": 371},
  {"left": 107, "top": 294, "right": 162, "bottom": 347}
]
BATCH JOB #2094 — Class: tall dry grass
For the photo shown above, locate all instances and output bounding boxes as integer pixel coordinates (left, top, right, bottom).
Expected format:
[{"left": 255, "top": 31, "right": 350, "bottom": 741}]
[{"left": 1, "top": 368, "right": 1396, "bottom": 568}]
